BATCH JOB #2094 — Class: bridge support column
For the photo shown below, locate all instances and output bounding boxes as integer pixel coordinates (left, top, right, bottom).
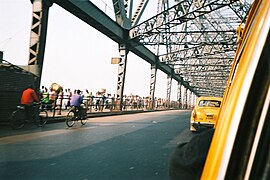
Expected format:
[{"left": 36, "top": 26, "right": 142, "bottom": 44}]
[
  {"left": 191, "top": 92, "right": 197, "bottom": 109},
  {"left": 166, "top": 75, "right": 172, "bottom": 108},
  {"left": 177, "top": 82, "right": 182, "bottom": 109},
  {"left": 116, "top": 44, "right": 128, "bottom": 111},
  {"left": 28, "top": 0, "right": 52, "bottom": 89},
  {"left": 187, "top": 90, "right": 191, "bottom": 109},
  {"left": 149, "top": 64, "right": 157, "bottom": 110},
  {"left": 183, "top": 86, "right": 187, "bottom": 109},
  {"left": 190, "top": 92, "right": 193, "bottom": 109}
]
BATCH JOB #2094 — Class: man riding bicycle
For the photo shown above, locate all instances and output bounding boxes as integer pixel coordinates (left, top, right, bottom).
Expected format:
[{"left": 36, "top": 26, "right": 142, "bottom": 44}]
[
  {"left": 65, "top": 89, "right": 87, "bottom": 127},
  {"left": 70, "top": 89, "right": 84, "bottom": 114},
  {"left": 21, "top": 84, "right": 39, "bottom": 121}
]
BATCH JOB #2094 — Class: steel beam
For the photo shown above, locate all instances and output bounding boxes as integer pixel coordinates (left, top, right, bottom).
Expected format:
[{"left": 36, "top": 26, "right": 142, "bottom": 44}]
[
  {"left": 166, "top": 75, "right": 172, "bottom": 108},
  {"left": 28, "top": 0, "right": 52, "bottom": 88},
  {"left": 116, "top": 44, "right": 128, "bottom": 111},
  {"left": 112, "top": 0, "right": 131, "bottom": 29},
  {"left": 51, "top": 0, "right": 198, "bottom": 96},
  {"left": 149, "top": 64, "right": 157, "bottom": 110},
  {"left": 131, "top": 0, "right": 149, "bottom": 26},
  {"left": 177, "top": 81, "right": 182, "bottom": 109},
  {"left": 184, "top": 86, "right": 187, "bottom": 109},
  {"left": 130, "top": 0, "right": 240, "bottom": 39}
]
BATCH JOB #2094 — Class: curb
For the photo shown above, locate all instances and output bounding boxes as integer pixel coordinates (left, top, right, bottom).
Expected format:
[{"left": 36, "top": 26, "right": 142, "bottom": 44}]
[{"left": 46, "top": 109, "right": 155, "bottom": 123}]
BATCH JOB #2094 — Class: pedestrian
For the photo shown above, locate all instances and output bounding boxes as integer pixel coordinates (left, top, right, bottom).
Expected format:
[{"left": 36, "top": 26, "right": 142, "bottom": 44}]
[
  {"left": 49, "top": 88, "right": 56, "bottom": 110},
  {"left": 42, "top": 87, "right": 50, "bottom": 109},
  {"left": 56, "top": 88, "right": 63, "bottom": 115},
  {"left": 95, "top": 98, "right": 100, "bottom": 111},
  {"left": 62, "top": 89, "right": 69, "bottom": 110},
  {"left": 99, "top": 94, "right": 106, "bottom": 112},
  {"left": 67, "top": 88, "right": 72, "bottom": 108},
  {"left": 89, "top": 94, "right": 94, "bottom": 112},
  {"left": 111, "top": 94, "right": 115, "bottom": 111},
  {"left": 83, "top": 89, "right": 91, "bottom": 111},
  {"left": 56, "top": 88, "right": 63, "bottom": 107}
]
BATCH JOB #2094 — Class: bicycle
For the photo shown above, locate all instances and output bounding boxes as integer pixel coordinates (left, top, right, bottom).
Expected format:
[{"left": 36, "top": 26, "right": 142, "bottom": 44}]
[
  {"left": 66, "top": 104, "right": 87, "bottom": 127},
  {"left": 9, "top": 102, "right": 48, "bottom": 129}
]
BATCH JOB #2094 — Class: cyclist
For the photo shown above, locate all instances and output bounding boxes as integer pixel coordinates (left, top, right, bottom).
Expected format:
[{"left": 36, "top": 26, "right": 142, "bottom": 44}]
[
  {"left": 70, "top": 89, "right": 83, "bottom": 114},
  {"left": 21, "top": 84, "right": 39, "bottom": 121}
]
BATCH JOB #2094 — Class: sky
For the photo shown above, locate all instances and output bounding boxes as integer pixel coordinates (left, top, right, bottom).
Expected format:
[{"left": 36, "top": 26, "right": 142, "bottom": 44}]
[{"left": 0, "top": 0, "right": 180, "bottom": 100}]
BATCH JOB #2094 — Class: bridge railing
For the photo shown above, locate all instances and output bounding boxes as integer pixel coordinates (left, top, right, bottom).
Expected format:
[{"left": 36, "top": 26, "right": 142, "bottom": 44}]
[{"left": 42, "top": 94, "right": 191, "bottom": 118}]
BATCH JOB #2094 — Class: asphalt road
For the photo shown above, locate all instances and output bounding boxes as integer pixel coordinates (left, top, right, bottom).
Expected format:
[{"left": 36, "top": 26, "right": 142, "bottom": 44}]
[{"left": 0, "top": 110, "right": 194, "bottom": 180}]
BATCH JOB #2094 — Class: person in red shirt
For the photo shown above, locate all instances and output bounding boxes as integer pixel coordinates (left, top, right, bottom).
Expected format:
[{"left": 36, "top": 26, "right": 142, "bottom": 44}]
[{"left": 21, "top": 85, "right": 39, "bottom": 121}]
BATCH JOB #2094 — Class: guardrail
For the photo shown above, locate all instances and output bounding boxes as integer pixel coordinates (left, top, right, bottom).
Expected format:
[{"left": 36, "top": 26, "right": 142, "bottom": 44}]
[{"left": 42, "top": 94, "right": 192, "bottom": 118}]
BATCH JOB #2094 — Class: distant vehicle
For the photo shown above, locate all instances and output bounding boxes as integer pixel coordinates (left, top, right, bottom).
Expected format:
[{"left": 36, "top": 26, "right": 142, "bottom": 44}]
[{"left": 190, "top": 96, "right": 222, "bottom": 132}]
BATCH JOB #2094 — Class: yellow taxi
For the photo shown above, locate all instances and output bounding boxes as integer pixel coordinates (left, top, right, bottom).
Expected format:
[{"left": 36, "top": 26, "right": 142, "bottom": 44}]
[
  {"left": 202, "top": 0, "right": 270, "bottom": 178},
  {"left": 169, "top": 0, "right": 269, "bottom": 179},
  {"left": 190, "top": 96, "right": 222, "bottom": 132}
]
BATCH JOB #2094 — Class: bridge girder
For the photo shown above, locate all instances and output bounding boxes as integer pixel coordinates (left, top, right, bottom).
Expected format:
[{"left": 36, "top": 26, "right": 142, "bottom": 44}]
[
  {"left": 129, "top": 0, "right": 252, "bottom": 97},
  {"left": 30, "top": 0, "right": 252, "bottom": 98}
]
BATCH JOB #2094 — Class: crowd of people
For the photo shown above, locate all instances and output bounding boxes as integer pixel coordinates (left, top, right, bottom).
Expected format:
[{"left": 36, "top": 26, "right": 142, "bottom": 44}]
[{"left": 38, "top": 85, "right": 173, "bottom": 114}]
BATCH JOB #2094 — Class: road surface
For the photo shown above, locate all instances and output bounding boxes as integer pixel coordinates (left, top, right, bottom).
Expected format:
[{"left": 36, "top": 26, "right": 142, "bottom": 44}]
[{"left": 0, "top": 110, "right": 195, "bottom": 180}]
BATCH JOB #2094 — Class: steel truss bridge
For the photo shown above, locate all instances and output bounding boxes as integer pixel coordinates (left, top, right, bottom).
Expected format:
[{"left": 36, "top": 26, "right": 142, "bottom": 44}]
[{"left": 27, "top": 0, "right": 252, "bottom": 109}]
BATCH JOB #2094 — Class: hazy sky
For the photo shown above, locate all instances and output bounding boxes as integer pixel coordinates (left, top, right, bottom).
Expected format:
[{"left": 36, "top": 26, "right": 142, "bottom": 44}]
[{"left": 0, "top": 0, "right": 180, "bottom": 100}]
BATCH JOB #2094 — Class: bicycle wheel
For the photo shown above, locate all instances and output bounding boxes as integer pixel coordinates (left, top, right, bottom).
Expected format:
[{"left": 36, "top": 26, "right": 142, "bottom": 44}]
[
  {"left": 39, "top": 109, "right": 48, "bottom": 126},
  {"left": 81, "top": 117, "right": 87, "bottom": 125},
  {"left": 66, "top": 110, "right": 76, "bottom": 127},
  {"left": 10, "top": 109, "right": 25, "bottom": 129},
  {"left": 80, "top": 110, "right": 87, "bottom": 125}
]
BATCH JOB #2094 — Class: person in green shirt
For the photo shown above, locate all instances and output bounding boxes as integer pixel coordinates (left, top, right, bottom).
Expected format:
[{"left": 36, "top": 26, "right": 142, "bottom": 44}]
[{"left": 42, "top": 87, "right": 50, "bottom": 109}]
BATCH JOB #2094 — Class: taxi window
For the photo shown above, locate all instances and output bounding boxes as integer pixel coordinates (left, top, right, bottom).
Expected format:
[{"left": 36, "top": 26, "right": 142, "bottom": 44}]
[{"left": 198, "top": 100, "right": 221, "bottom": 107}]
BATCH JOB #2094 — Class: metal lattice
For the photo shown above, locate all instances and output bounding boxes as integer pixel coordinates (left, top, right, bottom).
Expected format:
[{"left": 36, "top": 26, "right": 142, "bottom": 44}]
[
  {"left": 27, "top": 0, "right": 253, "bottom": 99},
  {"left": 129, "top": 0, "right": 252, "bottom": 97}
]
